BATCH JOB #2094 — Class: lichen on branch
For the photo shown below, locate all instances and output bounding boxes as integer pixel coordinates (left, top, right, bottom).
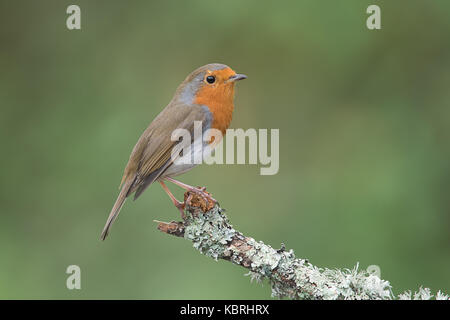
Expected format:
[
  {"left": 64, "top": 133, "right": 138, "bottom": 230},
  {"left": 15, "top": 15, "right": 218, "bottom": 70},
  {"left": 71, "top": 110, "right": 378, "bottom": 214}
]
[{"left": 156, "top": 190, "right": 449, "bottom": 300}]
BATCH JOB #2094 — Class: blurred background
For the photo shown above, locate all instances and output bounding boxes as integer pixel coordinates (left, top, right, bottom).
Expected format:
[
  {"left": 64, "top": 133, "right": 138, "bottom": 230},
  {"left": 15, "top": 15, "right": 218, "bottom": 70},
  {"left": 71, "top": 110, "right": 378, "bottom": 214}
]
[{"left": 0, "top": 0, "right": 449, "bottom": 299}]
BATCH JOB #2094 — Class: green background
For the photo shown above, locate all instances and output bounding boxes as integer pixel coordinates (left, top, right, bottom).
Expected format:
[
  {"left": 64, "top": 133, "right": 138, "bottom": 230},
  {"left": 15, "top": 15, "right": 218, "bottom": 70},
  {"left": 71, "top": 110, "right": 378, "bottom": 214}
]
[{"left": 1, "top": 0, "right": 449, "bottom": 299}]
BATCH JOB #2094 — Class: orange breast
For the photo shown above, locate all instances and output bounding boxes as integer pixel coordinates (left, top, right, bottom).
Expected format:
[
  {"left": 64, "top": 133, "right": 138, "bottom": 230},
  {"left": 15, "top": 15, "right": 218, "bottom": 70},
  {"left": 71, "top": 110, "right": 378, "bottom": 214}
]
[{"left": 194, "top": 68, "right": 236, "bottom": 136}]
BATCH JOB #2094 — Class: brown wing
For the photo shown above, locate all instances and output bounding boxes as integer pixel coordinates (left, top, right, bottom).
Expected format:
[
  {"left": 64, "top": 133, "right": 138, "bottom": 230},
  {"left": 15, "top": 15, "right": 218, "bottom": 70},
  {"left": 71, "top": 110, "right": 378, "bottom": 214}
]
[
  {"left": 121, "top": 102, "right": 207, "bottom": 198},
  {"left": 101, "top": 102, "right": 207, "bottom": 240}
]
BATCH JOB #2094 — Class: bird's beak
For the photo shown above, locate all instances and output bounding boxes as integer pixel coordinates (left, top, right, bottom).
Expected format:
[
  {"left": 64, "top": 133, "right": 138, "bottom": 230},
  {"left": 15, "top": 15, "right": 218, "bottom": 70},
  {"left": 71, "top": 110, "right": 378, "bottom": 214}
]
[{"left": 228, "top": 74, "right": 247, "bottom": 83}]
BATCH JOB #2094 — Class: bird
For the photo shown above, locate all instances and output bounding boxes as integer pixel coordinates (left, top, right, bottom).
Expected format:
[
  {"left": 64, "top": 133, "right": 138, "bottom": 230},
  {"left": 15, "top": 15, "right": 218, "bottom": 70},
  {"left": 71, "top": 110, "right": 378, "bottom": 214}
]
[{"left": 100, "top": 63, "right": 247, "bottom": 240}]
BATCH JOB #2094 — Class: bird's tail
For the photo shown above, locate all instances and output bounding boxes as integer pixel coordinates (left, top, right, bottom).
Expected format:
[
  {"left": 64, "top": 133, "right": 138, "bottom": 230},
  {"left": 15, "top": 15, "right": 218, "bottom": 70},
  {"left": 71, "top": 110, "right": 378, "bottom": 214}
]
[{"left": 100, "top": 179, "right": 133, "bottom": 240}]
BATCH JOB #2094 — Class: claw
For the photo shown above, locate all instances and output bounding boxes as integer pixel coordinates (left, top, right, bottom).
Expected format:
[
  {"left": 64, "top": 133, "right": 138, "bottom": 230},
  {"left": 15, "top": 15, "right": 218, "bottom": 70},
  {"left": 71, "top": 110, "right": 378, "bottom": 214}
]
[
  {"left": 184, "top": 186, "right": 216, "bottom": 212},
  {"left": 163, "top": 177, "right": 216, "bottom": 212},
  {"left": 191, "top": 186, "right": 216, "bottom": 206}
]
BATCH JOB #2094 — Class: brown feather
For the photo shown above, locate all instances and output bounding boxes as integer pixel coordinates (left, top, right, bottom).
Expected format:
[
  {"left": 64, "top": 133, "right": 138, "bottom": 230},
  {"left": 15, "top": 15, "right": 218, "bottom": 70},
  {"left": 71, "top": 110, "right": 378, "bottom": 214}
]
[
  {"left": 101, "top": 103, "right": 207, "bottom": 239},
  {"left": 100, "top": 177, "right": 134, "bottom": 240}
]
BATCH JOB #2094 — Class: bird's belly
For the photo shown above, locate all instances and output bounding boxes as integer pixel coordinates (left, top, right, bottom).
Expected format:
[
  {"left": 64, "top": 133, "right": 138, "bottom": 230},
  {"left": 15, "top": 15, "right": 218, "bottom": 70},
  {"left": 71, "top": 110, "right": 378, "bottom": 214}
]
[
  {"left": 162, "top": 162, "right": 198, "bottom": 177},
  {"left": 161, "top": 140, "right": 213, "bottom": 178}
]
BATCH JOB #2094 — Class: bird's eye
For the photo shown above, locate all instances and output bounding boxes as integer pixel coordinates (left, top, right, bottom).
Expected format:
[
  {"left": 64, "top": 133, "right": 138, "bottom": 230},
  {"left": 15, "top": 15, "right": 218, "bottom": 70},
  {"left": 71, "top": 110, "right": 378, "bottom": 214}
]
[{"left": 206, "top": 75, "right": 215, "bottom": 84}]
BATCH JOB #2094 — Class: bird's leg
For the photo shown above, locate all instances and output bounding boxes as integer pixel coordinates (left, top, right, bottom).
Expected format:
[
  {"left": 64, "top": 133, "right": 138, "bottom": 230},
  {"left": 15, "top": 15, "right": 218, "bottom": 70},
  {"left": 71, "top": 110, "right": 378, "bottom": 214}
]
[
  {"left": 158, "top": 180, "right": 186, "bottom": 219},
  {"left": 163, "top": 177, "right": 217, "bottom": 206}
]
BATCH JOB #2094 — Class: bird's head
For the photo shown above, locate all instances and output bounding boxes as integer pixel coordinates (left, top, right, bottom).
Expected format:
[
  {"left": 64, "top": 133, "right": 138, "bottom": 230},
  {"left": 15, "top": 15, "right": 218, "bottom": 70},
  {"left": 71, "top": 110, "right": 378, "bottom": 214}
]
[{"left": 174, "top": 63, "right": 247, "bottom": 107}]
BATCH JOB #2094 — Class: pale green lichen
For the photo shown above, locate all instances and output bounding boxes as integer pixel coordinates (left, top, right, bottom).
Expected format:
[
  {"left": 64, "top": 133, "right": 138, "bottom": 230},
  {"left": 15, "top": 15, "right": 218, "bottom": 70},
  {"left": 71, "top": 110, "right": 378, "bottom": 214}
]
[
  {"left": 183, "top": 206, "right": 235, "bottom": 260},
  {"left": 244, "top": 271, "right": 263, "bottom": 284},
  {"left": 436, "top": 290, "right": 450, "bottom": 300},
  {"left": 180, "top": 205, "right": 449, "bottom": 300},
  {"left": 398, "top": 287, "right": 449, "bottom": 300}
]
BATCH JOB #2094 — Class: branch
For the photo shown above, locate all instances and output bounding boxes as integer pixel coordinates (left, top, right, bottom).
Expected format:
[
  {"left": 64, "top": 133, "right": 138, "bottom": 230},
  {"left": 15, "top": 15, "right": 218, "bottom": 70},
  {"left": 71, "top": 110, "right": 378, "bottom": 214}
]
[{"left": 156, "top": 190, "right": 449, "bottom": 300}]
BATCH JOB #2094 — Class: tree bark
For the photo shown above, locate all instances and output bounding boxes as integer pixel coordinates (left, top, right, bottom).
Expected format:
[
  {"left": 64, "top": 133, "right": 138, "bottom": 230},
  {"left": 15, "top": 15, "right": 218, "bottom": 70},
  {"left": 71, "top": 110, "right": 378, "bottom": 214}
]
[{"left": 156, "top": 190, "right": 449, "bottom": 300}]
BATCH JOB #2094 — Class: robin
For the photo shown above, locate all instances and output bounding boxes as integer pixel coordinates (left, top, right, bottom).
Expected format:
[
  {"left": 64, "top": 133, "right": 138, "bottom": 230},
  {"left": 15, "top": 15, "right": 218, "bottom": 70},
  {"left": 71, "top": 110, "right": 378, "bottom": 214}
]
[{"left": 100, "top": 63, "right": 247, "bottom": 240}]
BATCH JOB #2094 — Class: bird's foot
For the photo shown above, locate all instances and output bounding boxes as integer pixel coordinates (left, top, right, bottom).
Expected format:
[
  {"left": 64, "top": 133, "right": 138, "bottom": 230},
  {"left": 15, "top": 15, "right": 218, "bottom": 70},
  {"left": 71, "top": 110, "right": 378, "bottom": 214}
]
[
  {"left": 190, "top": 186, "right": 217, "bottom": 205},
  {"left": 184, "top": 187, "right": 216, "bottom": 213}
]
